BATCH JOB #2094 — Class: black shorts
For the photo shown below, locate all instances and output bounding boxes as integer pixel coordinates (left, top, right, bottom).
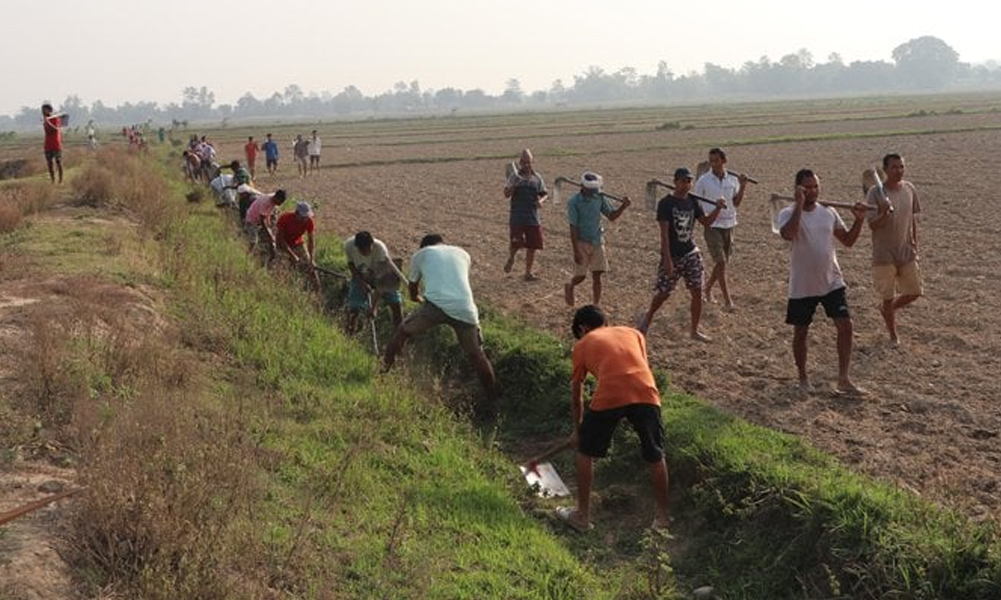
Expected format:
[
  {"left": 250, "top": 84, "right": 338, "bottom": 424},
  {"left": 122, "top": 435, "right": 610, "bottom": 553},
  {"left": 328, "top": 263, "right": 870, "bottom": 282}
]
[
  {"left": 45, "top": 150, "right": 62, "bottom": 162},
  {"left": 266, "top": 157, "right": 278, "bottom": 168},
  {"left": 578, "top": 403, "right": 665, "bottom": 463},
  {"left": 786, "top": 287, "right": 850, "bottom": 326}
]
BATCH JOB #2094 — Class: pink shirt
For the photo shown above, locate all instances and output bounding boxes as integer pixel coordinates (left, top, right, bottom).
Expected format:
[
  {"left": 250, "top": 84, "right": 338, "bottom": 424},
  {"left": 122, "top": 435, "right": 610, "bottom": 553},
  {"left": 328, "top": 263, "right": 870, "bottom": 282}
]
[{"left": 245, "top": 194, "right": 278, "bottom": 225}]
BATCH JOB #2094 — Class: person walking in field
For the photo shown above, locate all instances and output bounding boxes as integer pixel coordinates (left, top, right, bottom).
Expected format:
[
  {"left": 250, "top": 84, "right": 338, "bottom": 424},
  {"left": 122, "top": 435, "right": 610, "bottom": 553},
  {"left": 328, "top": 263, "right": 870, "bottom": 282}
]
[
  {"left": 502, "top": 148, "right": 548, "bottom": 281},
  {"left": 244, "top": 136, "right": 260, "bottom": 179},
  {"left": 308, "top": 130, "right": 322, "bottom": 173},
  {"left": 636, "top": 167, "right": 725, "bottom": 341},
  {"left": 343, "top": 231, "right": 405, "bottom": 335},
  {"left": 866, "top": 153, "right": 922, "bottom": 347},
  {"left": 694, "top": 147, "right": 749, "bottom": 311},
  {"left": 555, "top": 304, "right": 671, "bottom": 533},
  {"left": 41, "top": 103, "right": 63, "bottom": 184},
  {"left": 293, "top": 134, "right": 309, "bottom": 178},
  {"left": 262, "top": 133, "right": 280, "bottom": 176},
  {"left": 777, "top": 169, "right": 867, "bottom": 394},
  {"left": 564, "top": 171, "right": 631, "bottom": 306},
  {"left": 276, "top": 201, "right": 322, "bottom": 290},
  {"left": 383, "top": 234, "right": 497, "bottom": 413}
]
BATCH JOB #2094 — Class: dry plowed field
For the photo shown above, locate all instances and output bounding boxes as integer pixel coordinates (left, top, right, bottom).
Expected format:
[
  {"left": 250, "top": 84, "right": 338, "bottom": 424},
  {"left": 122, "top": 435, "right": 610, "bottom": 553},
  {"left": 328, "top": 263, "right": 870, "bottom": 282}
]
[{"left": 215, "top": 95, "right": 1001, "bottom": 520}]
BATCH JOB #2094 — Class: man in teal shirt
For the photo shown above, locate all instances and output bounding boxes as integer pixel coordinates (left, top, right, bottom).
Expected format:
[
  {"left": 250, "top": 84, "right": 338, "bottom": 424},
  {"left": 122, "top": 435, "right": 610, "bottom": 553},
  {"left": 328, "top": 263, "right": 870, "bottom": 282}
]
[
  {"left": 564, "top": 171, "right": 631, "bottom": 306},
  {"left": 383, "top": 233, "right": 497, "bottom": 414}
]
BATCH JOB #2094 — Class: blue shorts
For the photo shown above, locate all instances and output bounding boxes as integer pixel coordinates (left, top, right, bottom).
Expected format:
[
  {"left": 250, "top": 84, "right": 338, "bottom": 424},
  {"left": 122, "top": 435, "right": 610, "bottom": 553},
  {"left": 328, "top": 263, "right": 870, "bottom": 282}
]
[{"left": 348, "top": 278, "right": 401, "bottom": 311}]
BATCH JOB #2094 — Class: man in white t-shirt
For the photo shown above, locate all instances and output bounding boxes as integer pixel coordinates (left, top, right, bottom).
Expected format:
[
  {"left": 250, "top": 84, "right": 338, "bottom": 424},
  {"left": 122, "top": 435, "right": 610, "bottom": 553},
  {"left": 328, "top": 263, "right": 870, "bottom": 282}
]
[
  {"left": 308, "top": 130, "right": 322, "bottom": 173},
  {"left": 693, "top": 147, "right": 748, "bottom": 310},
  {"left": 383, "top": 233, "right": 497, "bottom": 411},
  {"left": 343, "top": 231, "right": 405, "bottom": 334},
  {"left": 777, "top": 169, "right": 867, "bottom": 395}
]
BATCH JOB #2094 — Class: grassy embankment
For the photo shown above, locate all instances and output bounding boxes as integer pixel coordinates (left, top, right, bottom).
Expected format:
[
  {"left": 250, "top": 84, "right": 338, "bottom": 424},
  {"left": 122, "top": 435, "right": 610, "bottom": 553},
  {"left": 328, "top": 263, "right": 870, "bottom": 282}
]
[{"left": 1, "top": 147, "right": 670, "bottom": 599}]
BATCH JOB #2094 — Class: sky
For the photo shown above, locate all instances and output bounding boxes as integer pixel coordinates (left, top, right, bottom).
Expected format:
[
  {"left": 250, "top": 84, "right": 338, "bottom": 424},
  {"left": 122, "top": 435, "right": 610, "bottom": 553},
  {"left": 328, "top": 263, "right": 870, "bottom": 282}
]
[{"left": 3, "top": 0, "right": 998, "bottom": 117}]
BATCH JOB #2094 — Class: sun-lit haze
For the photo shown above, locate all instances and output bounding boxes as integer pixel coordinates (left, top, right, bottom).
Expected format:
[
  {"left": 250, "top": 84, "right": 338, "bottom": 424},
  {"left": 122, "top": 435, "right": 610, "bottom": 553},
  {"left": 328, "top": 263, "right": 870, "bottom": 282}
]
[{"left": 2, "top": 0, "right": 997, "bottom": 117}]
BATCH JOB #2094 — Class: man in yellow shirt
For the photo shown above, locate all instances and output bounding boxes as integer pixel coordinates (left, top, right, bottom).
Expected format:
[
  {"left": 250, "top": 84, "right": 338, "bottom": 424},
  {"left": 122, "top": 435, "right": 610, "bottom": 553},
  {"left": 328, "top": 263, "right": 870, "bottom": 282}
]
[{"left": 555, "top": 305, "right": 670, "bottom": 532}]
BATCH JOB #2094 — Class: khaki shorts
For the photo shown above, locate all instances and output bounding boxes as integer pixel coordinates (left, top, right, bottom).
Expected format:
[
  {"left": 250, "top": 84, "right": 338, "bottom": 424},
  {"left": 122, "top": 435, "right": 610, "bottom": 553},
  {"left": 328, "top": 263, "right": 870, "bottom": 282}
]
[
  {"left": 704, "top": 227, "right": 733, "bottom": 264},
  {"left": 873, "top": 261, "right": 923, "bottom": 300},
  {"left": 573, "top": 241, "right": 609, "bottom": 277},
  {"left": 402, "top": 301, "right": 483, "bottom": 357}
]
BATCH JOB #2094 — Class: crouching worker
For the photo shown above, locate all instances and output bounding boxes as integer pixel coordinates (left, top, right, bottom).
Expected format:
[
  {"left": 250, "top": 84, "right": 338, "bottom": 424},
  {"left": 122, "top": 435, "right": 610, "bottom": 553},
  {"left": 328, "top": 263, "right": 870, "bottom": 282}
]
[
  {"left": 556, "top": 304, "right": 670, "bottom": 533},
  {"left": 276, "top": 201, "right": 322, "bottom": 291},
  {"left": 383, "top": 234, "right": 497, "bottom": 415},
  {"left": 344, "top": 231, "right": 405, "bottom": 334}
]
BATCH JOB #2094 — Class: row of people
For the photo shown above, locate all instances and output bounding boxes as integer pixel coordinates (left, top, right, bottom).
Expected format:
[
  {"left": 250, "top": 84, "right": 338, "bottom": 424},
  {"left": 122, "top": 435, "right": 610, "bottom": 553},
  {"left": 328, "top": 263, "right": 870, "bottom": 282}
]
[{"left": 242, "top": 130, "right": 322, "bottom": 179}]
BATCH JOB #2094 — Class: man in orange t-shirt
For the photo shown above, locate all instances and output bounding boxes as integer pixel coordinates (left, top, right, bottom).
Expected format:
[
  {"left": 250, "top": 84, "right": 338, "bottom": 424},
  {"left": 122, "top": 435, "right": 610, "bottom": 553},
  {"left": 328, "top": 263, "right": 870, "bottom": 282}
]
[
  {"left": 555, "top": 304, "right": 670, "bottom": 533},
  {"left": 41, "top": 103, "right": 63, "bottom": 184}
]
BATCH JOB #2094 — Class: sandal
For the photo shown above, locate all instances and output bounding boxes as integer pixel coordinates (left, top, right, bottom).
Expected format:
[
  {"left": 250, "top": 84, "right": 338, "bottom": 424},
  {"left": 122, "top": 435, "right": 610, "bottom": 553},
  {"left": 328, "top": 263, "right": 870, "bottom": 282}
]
[{"left": 554, "top": 506, "right": 592, "bottom": 533}]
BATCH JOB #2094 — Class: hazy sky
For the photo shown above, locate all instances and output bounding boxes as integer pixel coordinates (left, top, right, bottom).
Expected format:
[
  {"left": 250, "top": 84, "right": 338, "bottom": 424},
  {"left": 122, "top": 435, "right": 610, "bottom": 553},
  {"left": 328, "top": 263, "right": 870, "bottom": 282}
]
[{"left": 3, "top": 0, "right": 997, "bottom": 117}]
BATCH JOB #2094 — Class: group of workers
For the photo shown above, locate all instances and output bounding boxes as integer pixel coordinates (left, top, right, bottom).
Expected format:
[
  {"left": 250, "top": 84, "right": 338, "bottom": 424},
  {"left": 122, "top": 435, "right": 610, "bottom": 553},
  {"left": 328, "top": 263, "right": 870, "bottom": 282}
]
[{"left": 191, "top": 134, "right": 921, "bottom": 535}]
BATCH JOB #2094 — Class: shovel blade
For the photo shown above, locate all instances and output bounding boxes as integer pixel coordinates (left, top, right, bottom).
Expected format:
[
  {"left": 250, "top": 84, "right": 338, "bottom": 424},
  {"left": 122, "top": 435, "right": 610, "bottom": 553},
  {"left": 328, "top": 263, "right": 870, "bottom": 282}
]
[{"left": 520, "top": 462, "right": 571, "bottom": 497}]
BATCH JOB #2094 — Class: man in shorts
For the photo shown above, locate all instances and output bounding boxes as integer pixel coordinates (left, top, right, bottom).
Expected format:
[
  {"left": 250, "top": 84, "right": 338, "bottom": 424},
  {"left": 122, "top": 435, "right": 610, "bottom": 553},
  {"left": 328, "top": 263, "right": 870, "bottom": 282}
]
[
  {"left": 293, "top": 134, "right": 309, "bottom": 178},
  {"left": 244, "top": 136, "right": 260, "bottom": 179},
  {"left": 636, "top": 167, "right": 725, "bottom": 341},
  {"left": 694, "top": 147, "right": 749, "bottom": 310},
  {"left": 343, "top": 231, "right": 405, "bottom": 334},
  {"left": 503, "top": 148, "right": 548, "bottom": 281},
  {"left": 41, "top": 104, "right": 63, "bottom": 184},
  {"left": 383, "top": 234, "right": 497, "bottom": 409},
  {"left": 554, "top": 304, "right": 670, "bottom": 533},
  {"left": 777, "top": 169, "right": 867, "bottom": 394},
  {"left": 276, "top": 201, "right": 322, "bottom": 290},
  {"left": 866, "top": 153, "right": 923, "bottom": 346},
  {"left": 564, "top": 171, "right": 631, "bottom": 306},
  {"left": 262, "top": 133, "right": 280, "bottom": 176}
]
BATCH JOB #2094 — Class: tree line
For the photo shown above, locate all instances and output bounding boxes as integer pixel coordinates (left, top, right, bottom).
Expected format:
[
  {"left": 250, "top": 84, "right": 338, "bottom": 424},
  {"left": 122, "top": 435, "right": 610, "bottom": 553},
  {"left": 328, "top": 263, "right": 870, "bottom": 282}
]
[{"left": 4, "top": 36, "right": 1000, "bottom": 132}]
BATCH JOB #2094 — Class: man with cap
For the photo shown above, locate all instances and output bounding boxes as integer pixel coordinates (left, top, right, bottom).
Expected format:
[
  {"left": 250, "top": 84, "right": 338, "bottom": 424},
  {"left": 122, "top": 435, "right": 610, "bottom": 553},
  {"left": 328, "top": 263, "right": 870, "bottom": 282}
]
[
  {"left": 343, "top": 231, "right": 405, "bottom": 334},
  {"left": 693, "top": 147, "right": 749, "bottom": 310},
  {"left": 636, "top": 167, "right": 725, "bottom": 341},
  {"left": 502, "top": 148, "right": 548, "bottom": 281},
  {"left": 564, "top": 171, "right": 631, "bottom": 306},
  {"left": 276, "top": 201, "right": 322, "bottom": 290}
]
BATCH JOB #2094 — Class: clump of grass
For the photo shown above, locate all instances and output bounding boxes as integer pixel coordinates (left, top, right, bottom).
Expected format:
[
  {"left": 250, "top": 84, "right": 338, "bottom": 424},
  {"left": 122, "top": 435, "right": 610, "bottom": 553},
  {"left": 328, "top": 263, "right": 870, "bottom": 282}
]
[
  {"left": 70, "top": 162, "right": 116, "bottom": 207},
  {"left": 656, "top": 121, "right": 682, "bottom": 131},
  {"left": 0, "top": 182, "right": 58, "bottom": 233}
]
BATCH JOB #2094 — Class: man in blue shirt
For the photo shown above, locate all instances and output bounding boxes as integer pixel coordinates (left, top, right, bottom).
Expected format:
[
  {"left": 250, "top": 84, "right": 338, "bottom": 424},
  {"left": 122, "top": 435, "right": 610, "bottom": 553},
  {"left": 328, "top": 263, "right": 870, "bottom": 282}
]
[
  {"left": 262, "top": 133, "right": 280, "bottom": 176},
  {"left": 563, "top": 171, "right": 631, "bottom": 306}
]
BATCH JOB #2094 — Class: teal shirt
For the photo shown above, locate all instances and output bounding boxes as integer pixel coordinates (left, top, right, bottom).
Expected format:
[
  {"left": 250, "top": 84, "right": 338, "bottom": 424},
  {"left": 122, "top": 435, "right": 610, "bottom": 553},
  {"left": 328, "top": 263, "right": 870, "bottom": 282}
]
[{"left": 567, "top": 192, "right": 615, "bottom": 244}]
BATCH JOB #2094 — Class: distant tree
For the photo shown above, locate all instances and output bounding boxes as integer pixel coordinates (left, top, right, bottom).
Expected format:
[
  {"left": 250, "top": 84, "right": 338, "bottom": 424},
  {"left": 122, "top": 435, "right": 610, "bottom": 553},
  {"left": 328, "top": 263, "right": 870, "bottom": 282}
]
[
  {"left": 502, "top": 78, "right": 524, "bottom": 104},
  {"left": 284, "top": 84, "right": 304, "bottom": 106},
  {"left": 892, "top": 36, "right": 959, "bottom": 89}
]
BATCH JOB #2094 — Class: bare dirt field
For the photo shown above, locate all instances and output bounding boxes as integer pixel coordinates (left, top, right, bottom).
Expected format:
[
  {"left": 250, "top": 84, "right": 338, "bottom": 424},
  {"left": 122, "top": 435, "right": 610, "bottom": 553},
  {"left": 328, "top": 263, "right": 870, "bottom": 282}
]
[{"left": 210, "top": 96, "right": 1001, "bottom": 522}]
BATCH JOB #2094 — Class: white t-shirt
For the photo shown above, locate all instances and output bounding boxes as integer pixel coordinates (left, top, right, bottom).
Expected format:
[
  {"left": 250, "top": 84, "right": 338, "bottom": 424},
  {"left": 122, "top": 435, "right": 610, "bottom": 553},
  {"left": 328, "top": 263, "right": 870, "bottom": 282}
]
[
  {"left": 777, "top": 204, "right": 847, "bottom": 299},
  {"left": 308, "top": 136, "right": 321, "bottom": 156},
  {"left": 344, "top": 236, "right": 390, "bottom": 275},
  {"left": 209, "top": 173, "right": 233, "bottom": 194},
  {"left": 408, "top": 245, "right": 478, "bottom": 325},
  {"left": 694, "top": 170, "right": 740, "bottom": 229}
]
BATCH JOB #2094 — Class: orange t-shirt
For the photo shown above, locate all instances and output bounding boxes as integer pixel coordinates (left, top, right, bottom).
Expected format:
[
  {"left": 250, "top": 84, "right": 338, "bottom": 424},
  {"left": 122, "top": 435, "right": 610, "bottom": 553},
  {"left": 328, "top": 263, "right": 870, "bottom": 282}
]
[{"left": 571, "top": 326, "right": 660, "bottom": 410}]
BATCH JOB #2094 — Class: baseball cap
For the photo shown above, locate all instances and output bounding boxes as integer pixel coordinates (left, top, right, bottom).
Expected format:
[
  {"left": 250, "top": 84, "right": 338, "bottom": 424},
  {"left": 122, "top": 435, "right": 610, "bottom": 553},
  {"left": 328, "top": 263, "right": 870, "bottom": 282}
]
[
  {"left": 674, "top": 167, "right": 693, "bottom": 181},
  {"left": 295, "top": 201, "right": 313, "bottom": 217}
]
